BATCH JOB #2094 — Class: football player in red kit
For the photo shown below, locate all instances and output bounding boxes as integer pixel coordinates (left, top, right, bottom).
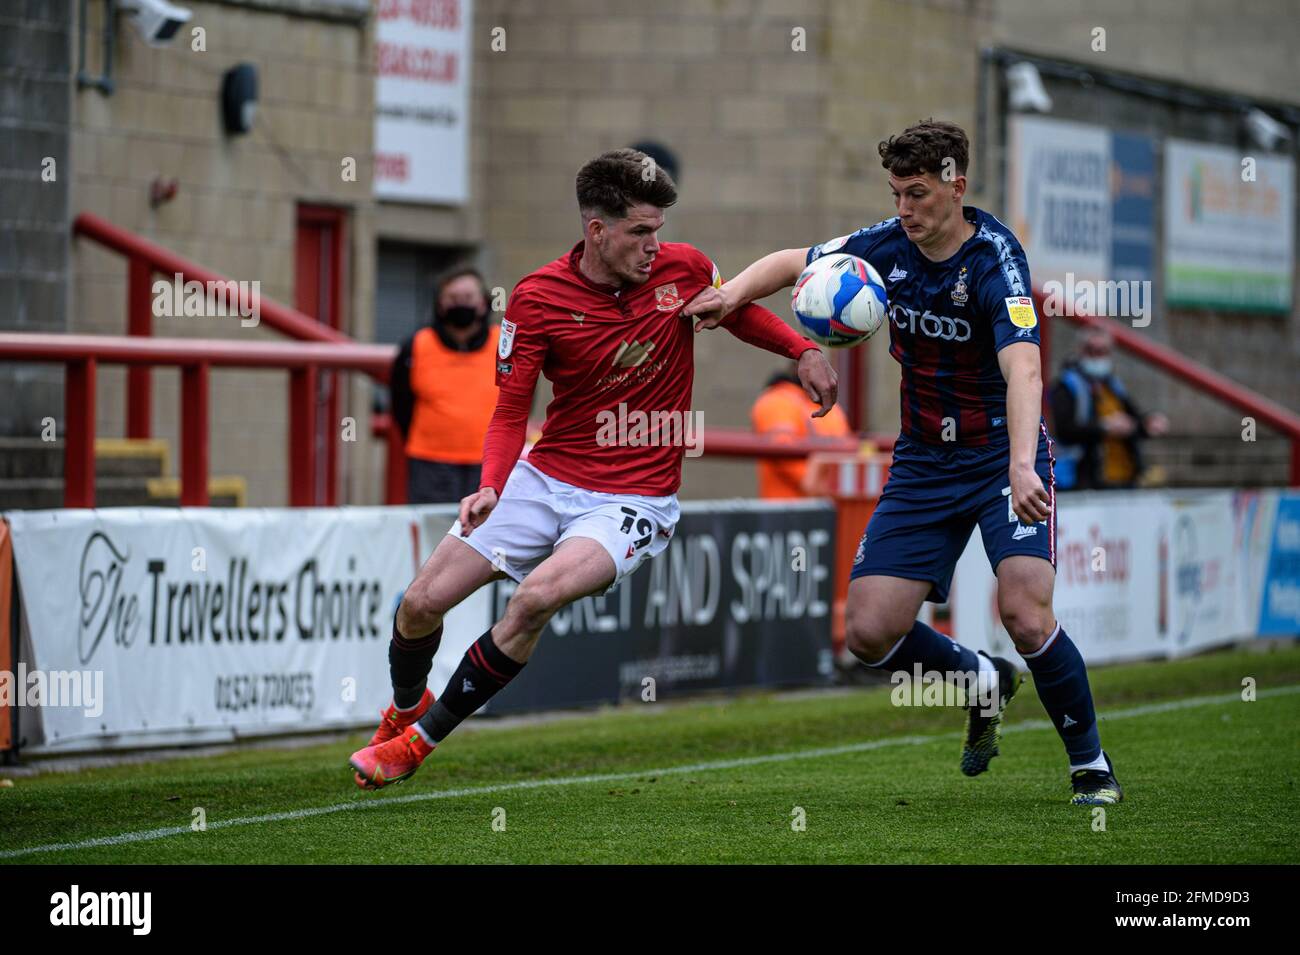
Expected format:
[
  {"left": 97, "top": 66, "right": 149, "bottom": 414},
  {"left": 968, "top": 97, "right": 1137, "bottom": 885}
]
[{"left": 350, "top": 149, "right": 836, "bottom": 788}]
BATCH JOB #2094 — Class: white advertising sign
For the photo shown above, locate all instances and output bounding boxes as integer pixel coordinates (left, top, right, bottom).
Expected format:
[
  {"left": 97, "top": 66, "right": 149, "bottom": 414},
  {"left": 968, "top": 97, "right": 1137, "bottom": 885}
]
[
  {"left": 1007, "top": 116, "right": 1111, "bottom": 286},
  {"left": 952, "top": 493, "right": 1165, "bottom": 663},
  {"left": 952, "top": 489, "right": 1297, "bottom": 665},
  {"left": 1167, "top": 492, "right": 1239, "bottom": 653},
  {"left": 6, "top": 506, "right": 487, "bottom": 753},
  {"left": 1164, "top": 139, "right": 1294, "bottom": 312},
  {"left": 374, "top": 0, "right": 473, "bottom": 204}
]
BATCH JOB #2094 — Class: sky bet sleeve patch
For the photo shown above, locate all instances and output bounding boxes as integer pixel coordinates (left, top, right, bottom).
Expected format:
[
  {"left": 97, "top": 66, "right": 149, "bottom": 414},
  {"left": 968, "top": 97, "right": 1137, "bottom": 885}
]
[
  {"left": 498, "top": 318, "right": 516, "bottom": 358},
  {"left": 1004, "top": 296, "right": 1037, "bottom": 328}
]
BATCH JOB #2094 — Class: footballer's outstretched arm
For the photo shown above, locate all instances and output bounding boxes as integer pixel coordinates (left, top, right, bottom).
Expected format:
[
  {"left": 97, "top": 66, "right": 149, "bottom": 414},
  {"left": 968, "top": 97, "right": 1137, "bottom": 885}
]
[
  {"left": 683, "top": 248, "right": 809, "bottom": 329},
  {"left": 998, "top": 340, "right": 1051, "bottom": 526}
]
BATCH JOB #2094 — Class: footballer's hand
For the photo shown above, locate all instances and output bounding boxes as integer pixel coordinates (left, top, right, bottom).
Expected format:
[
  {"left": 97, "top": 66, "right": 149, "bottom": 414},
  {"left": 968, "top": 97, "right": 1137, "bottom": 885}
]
[
  {"left": 1009, "top": 463, "right": 1051, "bottom": 525},
  {"left": 798, "top": 348, "right": 838, "bottom": 418},
  {"left": 683, "top": 285, "right": 738, "bottom": 332},
  {"left": 458, "top": 487, "right": 498, "bottom": 537}
]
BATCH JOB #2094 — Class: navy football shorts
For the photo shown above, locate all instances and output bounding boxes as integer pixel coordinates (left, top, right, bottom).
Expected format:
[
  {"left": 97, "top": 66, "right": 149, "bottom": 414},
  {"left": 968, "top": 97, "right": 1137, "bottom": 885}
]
[{"left": 850, "top": 427, "right": 1057, "bottom": 603}]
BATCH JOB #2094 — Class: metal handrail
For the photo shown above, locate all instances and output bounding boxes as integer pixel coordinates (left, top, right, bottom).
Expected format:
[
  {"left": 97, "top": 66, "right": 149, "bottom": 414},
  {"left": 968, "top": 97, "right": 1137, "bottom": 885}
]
[
  {"left": 0, "top": 333, "right": 393, "bottom": 507},
  {"left": 1040, "top": 291, "right": 1300, "bottom": 485},
  {"left": 73, "top": 213, "right": 349, "bottom": 345}
]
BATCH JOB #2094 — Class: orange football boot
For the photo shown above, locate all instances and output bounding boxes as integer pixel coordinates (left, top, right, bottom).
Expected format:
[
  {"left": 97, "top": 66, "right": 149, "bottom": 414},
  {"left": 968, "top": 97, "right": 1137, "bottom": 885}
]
[
  {"left": 367, "top": 688, "right": 435, "bottom": 747},
  {"left": 350, "top": 727, "right": 436, "bottom": 790}
]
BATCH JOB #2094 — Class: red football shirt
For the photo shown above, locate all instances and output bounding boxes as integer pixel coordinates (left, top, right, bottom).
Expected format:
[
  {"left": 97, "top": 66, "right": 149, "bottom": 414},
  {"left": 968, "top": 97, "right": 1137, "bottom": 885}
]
[{"left": 479, "top": 241, "right": 817, "bottom": 496}]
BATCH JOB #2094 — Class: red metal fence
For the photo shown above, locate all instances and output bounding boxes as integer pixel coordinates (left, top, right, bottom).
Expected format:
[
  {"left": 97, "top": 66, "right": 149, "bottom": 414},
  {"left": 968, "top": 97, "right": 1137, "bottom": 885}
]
[{"left": 0, "top": 333, "right": 392, "bottom": 507}]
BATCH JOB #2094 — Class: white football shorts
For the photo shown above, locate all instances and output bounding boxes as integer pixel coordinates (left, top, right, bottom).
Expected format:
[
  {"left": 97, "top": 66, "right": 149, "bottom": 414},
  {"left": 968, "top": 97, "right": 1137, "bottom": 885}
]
[{"left": 448, "top": 460, "right": 680, "bottom": 592}]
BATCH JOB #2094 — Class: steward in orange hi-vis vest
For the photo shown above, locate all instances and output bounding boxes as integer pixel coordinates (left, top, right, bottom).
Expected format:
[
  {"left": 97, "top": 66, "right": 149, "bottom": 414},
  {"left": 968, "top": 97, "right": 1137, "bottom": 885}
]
[
  {"left": 404, "top": 324, "right": 500, "bottom": 464},
  {"left": 390, "top": 266, "right": 502, "bottom": 503}
]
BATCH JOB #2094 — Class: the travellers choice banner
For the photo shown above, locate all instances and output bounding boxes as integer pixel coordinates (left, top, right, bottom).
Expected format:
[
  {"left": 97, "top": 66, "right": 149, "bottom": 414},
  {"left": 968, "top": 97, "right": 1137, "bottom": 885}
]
[
  {"left": 3, "top": 501, "right": 834, "bottom": 753},
  {"left": 6, "top": 507, "right": 458, "bottom": 752}
]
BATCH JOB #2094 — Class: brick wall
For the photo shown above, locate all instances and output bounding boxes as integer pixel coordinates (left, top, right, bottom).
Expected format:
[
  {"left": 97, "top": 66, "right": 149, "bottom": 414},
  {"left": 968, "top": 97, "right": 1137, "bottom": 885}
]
[
  {"left": 69, "top": 0, "right": 377, "bottom": 505},
  {"left": 0, "top": 0, "right": 72, "bottom": 436},
  {"left": 463, "top": 0, "right": 1003, "bottom": 497}
]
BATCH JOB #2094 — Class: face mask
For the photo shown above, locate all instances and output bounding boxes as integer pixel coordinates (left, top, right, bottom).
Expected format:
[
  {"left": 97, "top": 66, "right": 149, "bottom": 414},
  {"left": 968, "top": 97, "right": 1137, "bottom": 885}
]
[
  {"left": 440, "top": 305, "right": 482, "bottom": 329},
  {"left": 1080, "top": 357, "right": 1112, "bottom": 378}
]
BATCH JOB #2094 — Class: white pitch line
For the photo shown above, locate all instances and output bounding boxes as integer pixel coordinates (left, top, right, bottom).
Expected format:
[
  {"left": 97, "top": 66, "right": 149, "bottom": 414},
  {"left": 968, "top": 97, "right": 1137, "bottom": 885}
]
[{"left": 2, "top": 683, "right": 1296, "bottom": 861}]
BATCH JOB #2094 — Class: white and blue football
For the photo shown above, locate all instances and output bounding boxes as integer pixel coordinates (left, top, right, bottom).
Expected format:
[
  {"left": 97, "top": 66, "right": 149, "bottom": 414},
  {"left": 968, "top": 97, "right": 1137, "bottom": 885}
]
[{"left": 791, "top": 253, "right": 887, "bottom": 347}]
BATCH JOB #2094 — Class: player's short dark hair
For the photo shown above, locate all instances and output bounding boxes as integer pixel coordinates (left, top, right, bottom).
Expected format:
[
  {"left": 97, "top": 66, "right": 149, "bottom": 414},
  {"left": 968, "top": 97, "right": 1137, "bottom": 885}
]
[
  {"left": 878, "top": 119, "right": 970, "bottom": 179},
  {"left": 576, "top": 148, "right": 678, "bottom": 220}
]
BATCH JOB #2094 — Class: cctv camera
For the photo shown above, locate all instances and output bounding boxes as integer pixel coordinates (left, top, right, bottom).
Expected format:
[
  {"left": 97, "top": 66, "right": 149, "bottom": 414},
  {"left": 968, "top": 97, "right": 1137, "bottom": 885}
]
[
  {"left": 119, "top": 0, "right": 193, "bottom": 47},
  {"left": 1244, "top": 108, "right": 1292, "bottom": 152},
  {"left": 1005, "top": 61, "right": 1053, "bottom": 114}
]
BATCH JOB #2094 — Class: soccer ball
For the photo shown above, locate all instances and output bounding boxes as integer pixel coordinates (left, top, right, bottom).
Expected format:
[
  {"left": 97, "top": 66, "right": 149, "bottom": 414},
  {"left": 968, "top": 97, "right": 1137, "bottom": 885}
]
[{"left": 791, "top": 253, "right": 888, "bottom": 347}]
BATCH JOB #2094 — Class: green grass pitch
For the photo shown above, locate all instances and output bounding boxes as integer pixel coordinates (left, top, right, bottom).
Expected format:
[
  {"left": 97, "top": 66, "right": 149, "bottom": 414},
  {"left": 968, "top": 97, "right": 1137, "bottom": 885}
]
[{"left": 2, "top": 645, "right": 1298, "bottom": 864}]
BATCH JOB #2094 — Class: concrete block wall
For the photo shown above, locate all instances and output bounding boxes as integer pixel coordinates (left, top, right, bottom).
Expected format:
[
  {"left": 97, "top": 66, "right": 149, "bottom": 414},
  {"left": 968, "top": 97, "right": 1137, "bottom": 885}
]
[
  {"left": 69, "top": 0, "right": 377, "bottom": 505},
  {"left": 0, "top": 0, "right": 73, "bottom": 437}
]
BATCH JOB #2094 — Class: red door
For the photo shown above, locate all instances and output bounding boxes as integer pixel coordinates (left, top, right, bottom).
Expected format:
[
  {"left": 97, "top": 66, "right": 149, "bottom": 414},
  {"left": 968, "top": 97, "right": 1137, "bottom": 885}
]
[{"left": 295, "top": 205, "right": 348, "bottom": 505}]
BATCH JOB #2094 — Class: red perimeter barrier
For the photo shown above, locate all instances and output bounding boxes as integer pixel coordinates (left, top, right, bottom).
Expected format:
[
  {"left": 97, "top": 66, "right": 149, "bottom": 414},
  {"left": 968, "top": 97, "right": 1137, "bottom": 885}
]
[{"left": 0, "top": 333, "right": 392, "bottom": 507}]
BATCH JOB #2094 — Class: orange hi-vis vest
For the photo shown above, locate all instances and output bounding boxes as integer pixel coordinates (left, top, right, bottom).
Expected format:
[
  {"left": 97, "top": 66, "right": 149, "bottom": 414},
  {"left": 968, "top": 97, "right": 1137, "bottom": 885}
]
[
  {"left": 751, "top": 379, "right": 851, "bottom": 499},
  {"left": 405, "top": 325, "right": 500, "bottom": 465}
]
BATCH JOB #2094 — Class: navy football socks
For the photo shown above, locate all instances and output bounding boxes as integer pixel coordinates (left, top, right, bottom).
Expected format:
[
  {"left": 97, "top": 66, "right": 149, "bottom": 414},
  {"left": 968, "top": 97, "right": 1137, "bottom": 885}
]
[
  {"left": 858, "top": 619, "right": 984, "bottom": 681},
  {"left": 1020, "top": 624, "right": 1102, "bottom": 765}
]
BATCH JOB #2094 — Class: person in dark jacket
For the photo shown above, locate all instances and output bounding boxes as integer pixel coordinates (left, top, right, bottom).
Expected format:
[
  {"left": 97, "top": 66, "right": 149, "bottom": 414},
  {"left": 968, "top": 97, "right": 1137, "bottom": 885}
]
[
  {"left": 1049, "top": 329, "right": 1168, "bottom": 490},
  {"left": 390, "top": 266, "right": 500, "bottom": 504}
]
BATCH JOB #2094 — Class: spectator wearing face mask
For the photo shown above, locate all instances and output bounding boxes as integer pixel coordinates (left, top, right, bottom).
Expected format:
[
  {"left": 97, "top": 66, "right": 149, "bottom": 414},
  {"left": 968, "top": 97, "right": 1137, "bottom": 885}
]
[
  {"left": 390, "top": 266, "right": 500, "bottom": 504},
  {"left": 1049, "top": 329, "right": 1169, "bottom": 490}
]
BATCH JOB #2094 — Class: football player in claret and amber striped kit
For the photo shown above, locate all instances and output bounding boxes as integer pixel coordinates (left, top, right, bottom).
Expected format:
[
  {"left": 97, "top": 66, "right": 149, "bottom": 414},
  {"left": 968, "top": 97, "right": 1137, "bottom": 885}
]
[{"left": 685, "top": 120, "right": 1122, "bottom": 806}]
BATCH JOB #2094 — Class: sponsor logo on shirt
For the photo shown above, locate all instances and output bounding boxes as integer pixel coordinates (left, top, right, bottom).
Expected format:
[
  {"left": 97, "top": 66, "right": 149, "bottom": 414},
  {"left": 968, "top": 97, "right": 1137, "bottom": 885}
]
[
  {"left": 570, "top": 312, "right": 585, "bottom": 324},
  {"left": 497, "top": 361, "right": 513, "bottom": 376},
  {"left": 595, "top": 356, "right": 667, "bottom": 394},
  {"left": 613, "top": 339, "right": 656, "bottom": 368},
  {"left": 654, "top": 283, "right": 682, "bottom": 311},
  {"left": 887, "top": 264, "right": 908, "bottom": 282},
  {"left": 889, "top": 303, "right": 971, "bottom": 342}
]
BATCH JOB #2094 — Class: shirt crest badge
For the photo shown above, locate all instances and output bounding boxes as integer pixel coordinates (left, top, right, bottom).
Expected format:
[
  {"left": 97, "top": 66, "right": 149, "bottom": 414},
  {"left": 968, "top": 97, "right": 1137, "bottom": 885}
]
[
  {"left": 950, "top": 267, "right": 969, "bottom": 306},
  {"left": 654, "top": 283, "right": 682, "bottom": 311}
]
